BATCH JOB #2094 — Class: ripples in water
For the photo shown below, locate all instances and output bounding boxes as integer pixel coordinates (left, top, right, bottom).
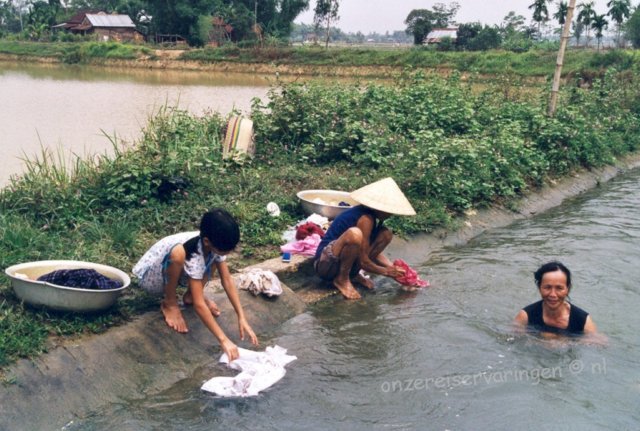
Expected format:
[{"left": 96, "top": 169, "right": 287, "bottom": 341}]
[{"left": 70, "top": 169, "right": 640, "bottom": 430}]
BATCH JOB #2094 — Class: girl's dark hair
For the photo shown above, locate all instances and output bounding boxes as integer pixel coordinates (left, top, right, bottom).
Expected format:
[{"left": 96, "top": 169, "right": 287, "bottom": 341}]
[
  {"left": 200, "top": 208, "right": 240, "bottom": 252},
  {"left": 534, "top": 261, "right": 572, "bottom": 290}
]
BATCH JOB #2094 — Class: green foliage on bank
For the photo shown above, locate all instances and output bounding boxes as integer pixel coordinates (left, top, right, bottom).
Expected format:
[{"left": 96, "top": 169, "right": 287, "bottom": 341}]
[
  {"left": 0, "top": 40, "right": 153, "bottom": 64},
  {"left": 180, "top": 44, "right": 640, "bottom": 77},
  {"left": 2, "top": 69, "right": 640, "bottom": 369},
  {"left": 4, "top": 39, "right": 640, "bottom": 78}
]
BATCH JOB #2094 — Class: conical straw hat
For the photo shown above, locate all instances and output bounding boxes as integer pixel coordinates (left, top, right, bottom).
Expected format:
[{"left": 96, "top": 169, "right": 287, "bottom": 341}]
[{"left": 350, "top": 177, "right": 416, "bottom": 216}]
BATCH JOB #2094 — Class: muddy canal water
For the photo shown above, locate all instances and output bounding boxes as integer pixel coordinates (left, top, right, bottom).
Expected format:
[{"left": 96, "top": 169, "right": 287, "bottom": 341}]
[
  {"left": 65, "top": 167, "right": 640, "bottom": 429},
  {"left": 0, "top": 62, "right": 271, "bottom": 186}
]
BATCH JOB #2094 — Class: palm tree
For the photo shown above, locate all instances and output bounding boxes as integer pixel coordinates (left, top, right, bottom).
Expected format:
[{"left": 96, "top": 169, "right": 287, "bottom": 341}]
[
  {"left": 592, "top": 13, "right": 608, "bottom": 50},
  {"left": 577, "top": 1, "right": 596, "bottom": 47},
  {"left": 607, "top": 0, "right": 631, "bottom": 47},
  {"left": 529, "top": 0, "right": 550, "bottom": 38},
  {"left": 573, "top": 20, "right": 584, "bottom": 46},
  {"left": 554, "top": 1, "right": 569, "bottom": 25}
]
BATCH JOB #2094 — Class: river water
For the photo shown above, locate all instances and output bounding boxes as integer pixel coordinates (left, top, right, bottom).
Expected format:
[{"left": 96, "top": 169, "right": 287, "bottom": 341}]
[
  {"left": 0, "top": 61, "right": 271, "bottom": 186},
  {"left": 65, "top": 166, "right": 640, "bottom": 430}
]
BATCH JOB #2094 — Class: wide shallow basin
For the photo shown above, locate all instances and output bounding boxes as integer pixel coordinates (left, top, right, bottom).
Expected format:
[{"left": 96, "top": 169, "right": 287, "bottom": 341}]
[
  {"left": 5, "top": 260, "right": 130, "bottom": 313},
  {"left": 297, "top": 190, "right": 359, "bottom": 220}
]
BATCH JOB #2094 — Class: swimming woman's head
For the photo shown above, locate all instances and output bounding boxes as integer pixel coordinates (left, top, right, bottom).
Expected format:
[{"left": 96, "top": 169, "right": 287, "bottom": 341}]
[{"left": 534, "top": 261, "right": 572, "bottom": 291}]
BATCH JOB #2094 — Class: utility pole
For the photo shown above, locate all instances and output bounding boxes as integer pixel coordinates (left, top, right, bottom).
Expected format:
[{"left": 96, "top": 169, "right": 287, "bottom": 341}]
[{"left": 548, "top": 0, "right": 577, "bottom": 117}]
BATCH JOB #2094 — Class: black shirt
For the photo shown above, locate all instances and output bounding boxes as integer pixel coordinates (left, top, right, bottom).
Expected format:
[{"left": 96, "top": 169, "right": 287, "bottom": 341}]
[{"left": 523, "top": 300, "right": 589, "bottom": 335}]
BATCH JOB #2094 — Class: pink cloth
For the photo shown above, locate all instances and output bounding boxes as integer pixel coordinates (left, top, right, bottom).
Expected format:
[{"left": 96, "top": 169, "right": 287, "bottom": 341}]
[
  {"left": 393, "top": 259, "right": 430, "bottom": 288},
  {"left": 295, "top": 222, "right": 325, "bottom": 240},
  {"left": 280, "top": 233, "right": 322, "bottom": 257}
]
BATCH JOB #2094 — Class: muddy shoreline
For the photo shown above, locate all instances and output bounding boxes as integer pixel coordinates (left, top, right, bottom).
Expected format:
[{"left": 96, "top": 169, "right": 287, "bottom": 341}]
[
  {"left": 0, "top": 51, "right": 408, "bottom": 77},
  {"left": 0, "top": 52, "right": 550, "bottom": 83}
]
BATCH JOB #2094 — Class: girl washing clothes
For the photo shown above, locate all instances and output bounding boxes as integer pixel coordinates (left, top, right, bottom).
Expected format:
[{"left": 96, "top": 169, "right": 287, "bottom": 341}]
[{"left": 133, "top": 208, "right": 258, "bottom": 361}]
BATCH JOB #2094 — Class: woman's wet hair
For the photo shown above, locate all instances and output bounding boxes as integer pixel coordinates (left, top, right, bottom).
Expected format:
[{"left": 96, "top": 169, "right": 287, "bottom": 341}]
[
  {"left": 200, "top": 208, "right": 240, "bottom": 252},
  {"left": 534, "top": 261, "right": 572, "bottom": 290}
]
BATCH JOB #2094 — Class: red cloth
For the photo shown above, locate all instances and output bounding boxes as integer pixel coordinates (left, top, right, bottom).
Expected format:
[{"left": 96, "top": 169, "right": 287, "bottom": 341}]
[
  {"left": 295, "top": 222, "right": 325, "bottom": 240},
  {"left": 393, "top": 259, "right": 430, "bottom": 288}
]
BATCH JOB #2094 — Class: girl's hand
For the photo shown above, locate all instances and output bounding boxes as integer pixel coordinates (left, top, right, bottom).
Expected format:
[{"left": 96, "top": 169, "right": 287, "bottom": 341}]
[
  {"left": 220, "top": 338, "right": 240, "bottom": 362},
  {"left": 239, "top": 317, "right": 259, "bottom": 346}
]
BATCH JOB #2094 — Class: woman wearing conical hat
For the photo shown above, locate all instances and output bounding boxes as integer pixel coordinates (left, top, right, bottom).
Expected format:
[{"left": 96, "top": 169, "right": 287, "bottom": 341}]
[{"left": 313, "top": 178, "right": 416, "bottom": 299}]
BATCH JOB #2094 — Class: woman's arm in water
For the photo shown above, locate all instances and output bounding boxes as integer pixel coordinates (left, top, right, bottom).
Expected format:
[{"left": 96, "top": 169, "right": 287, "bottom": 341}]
[
  {"left": 582, "top": 315, "right": 608, "bottom": 346},
  {"left": 513, "top": 309, "right": 528, "bottom": 333}
]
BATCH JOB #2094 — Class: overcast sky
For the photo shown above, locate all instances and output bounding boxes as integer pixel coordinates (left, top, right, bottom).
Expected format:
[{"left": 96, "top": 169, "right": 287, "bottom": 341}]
[{"left": 296, "top": 0, "right": 615, "bottom": 34}]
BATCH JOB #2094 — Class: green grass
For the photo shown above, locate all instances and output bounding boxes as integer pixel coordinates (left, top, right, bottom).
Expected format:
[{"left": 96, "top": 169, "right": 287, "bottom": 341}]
[
  {"left": 179, "top": 44, "right": 640, "bottom": 78},
  {"left": 0, "top": 40, "right": 153, "bottom": 64},
  {"left": 2, "top": 39, "right": 640, "bottom": 78}
]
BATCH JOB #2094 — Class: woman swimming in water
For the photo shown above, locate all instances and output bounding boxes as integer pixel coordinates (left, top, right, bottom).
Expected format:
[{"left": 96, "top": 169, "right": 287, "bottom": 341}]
[{"left": 514, "top": 261, "right": 599, "bottom": 337}]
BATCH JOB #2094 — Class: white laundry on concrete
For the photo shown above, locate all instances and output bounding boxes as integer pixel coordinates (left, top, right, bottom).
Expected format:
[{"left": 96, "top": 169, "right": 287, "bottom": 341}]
[
  {"left": 201, "top": 345, "right": 297, "bottom": 397},
  {"left": 304, "top": 213, "right": 329, "bottom": 231},
  {"left": 235, "top": 268, "right": 283, "bottom": 297}
]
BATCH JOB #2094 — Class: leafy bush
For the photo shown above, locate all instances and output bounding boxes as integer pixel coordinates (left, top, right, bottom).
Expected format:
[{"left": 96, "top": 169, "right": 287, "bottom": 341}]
[
  {"left": 253, "top": 70, "right": 640, "bottom": 211},
  {"left": 589, "top": 49, "right": 636, "bottom": 71}
]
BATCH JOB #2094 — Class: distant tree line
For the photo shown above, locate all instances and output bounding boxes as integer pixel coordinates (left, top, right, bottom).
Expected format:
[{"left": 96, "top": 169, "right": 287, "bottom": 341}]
[
  {"left": 4, "top": 0, "right": 640, "bottom": 50},
  {"left": 404, "top": 0, "right": 640, "bottom": 51},
  {"left": 0, "top": 0, "right": 311, "bottom": 46}
]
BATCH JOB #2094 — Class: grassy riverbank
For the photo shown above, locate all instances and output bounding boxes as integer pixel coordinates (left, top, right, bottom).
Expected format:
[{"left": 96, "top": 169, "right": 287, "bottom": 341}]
[
  {"left": 2, "top": 39, "right": 640, "bottom": 79},
  {"left": 2, "top": 67, "right": 640, "bottom": 372}
]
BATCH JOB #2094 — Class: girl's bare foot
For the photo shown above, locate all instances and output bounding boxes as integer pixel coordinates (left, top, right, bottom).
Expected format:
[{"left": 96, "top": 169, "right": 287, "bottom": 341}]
[
  {"left": 161, "top": 300, "right": 188, "bottom": 333},
  {"left": 183, "top": 291, "right": 221, "bottom": 317},
  {"left": 333, "top": 279, "right": 361, "bottom": 300},
  {"left": 353, "top": 273, "right": 374, "bottom": 290}
]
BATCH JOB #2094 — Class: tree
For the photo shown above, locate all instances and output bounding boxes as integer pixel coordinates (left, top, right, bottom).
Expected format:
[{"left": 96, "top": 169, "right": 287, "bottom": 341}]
[
  {"left": 146, "top": 0, "right": 213, "bottom": 46},
  {"left": 273, "top": 0, "right": 310, "bottom": 38},
  {"left": 554, "top": 1, "right": 568, "bottom": 26},
  {"left": 68, "top": 0, "right": 121, "bottom": 12},
  {"left": 115, "top": 0, "right": 147, "bottom": 27},
  {"left": 25, "top": 0, "right": 61, "bottom": 40},
  {"left": 501, "top": 11, "right": 527, "bottom": 35},
  {"left": 573, "top": 19, "right": 584, "bottom": 45},
  {"left": 455, "top": 21, "right": 482, "bottom": 49},
  {"left": 313, "top": 0, "right": 339, "bottom": 48},
  {"left": 606, "top": 0, "right": 631, "bottom": 47},
  {"left": 625, "top": 5, "right": 640, "bottom": 48},
  {"left": 577, "top": 1, "right": 596, "bottom": 47},
  {"left": 431, "top": 2, "right": 460, "bottom": 27},
  {"left": 0, "top": 1, "right": 24, "bottom": 33},
  {"left": 500, "top": 11, "right": 533, "bottom": 51},
  {"left": 455, "top": 22, "right": 501, "bottom": 51},
  {"left": 529, "top": 0, "right": 550, "bottom": 38},
  {"left": 591, "top": 13, "right": 608, "bottom": 50},
  {"left": 469, "top": 26, "right": 502, "bottom": 50},
  {"left": 405, "top": 3, "right": 459, "bottom": 46},
  {"left": 405, "top": 9, "right": 435, "bottom": 45}
]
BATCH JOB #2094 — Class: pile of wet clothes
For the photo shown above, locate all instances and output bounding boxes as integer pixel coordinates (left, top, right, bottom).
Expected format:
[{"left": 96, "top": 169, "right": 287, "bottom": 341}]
[{"left": 37, "top": 269, "right": 123, "bottom": 290}]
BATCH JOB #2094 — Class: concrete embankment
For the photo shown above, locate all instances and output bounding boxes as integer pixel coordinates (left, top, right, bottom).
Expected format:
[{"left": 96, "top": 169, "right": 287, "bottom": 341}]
[{"left": 2, "top": 153, "right": 640, "bottom": 430}]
